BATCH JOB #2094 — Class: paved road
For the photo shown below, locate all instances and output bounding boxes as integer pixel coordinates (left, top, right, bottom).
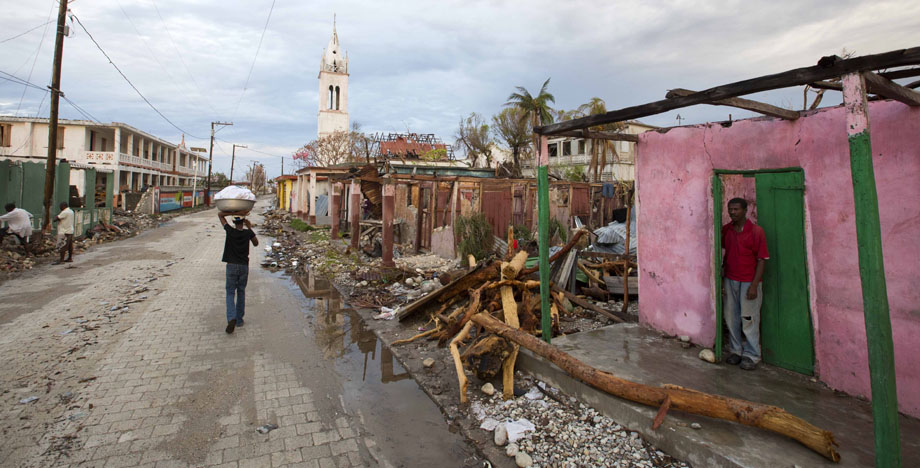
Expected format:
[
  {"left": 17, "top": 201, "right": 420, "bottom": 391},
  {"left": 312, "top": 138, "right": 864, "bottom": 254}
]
[{"left": 0, "top": 201, "right": 369, "bottom": 467}]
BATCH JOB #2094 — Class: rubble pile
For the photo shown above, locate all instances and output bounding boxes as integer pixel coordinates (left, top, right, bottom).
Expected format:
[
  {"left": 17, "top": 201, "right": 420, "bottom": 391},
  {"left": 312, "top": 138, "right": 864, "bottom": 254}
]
[{"left": 470, "top": 376, "right": 689, "bottom": 468}]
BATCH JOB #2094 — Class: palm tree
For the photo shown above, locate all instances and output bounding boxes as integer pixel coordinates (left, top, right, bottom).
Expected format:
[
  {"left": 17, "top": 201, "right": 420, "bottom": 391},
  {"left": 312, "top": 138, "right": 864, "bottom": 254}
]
[
  {"left": 505, "top": 78, "right": 555, "bottom": 171},
  {"left": 577, "top": 97, "right": 625, "bottom": 182}
]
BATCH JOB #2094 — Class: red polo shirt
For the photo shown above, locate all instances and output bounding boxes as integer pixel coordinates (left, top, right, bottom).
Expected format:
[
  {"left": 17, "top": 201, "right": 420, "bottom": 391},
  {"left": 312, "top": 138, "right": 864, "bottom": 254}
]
[{"left": 722, "top": 220, "right": 769, "bottom": 282}]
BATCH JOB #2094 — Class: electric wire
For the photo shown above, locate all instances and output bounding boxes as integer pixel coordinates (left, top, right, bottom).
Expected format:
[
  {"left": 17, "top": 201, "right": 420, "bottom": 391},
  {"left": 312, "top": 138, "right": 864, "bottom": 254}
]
[
  {"left": 0, "top": 19, "right": 55, "bottom": 44},
  {"left": 15, "top": 0, "right": 56, "bottom": 116},
  {"left": 1, "top": 69, "right": 103, "bottom": 123},
  {"left": 70, "top": 12, "right": 204, "bottom": 139},
  {"left": 231, "top": 0, "right": 276, "bottom": 120}
]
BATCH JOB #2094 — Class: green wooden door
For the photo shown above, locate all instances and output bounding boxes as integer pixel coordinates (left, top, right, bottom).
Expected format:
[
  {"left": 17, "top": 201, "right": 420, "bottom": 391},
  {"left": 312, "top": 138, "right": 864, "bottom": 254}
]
[{"left": 755, "top": 171, "right": 814, "bottom": 374}]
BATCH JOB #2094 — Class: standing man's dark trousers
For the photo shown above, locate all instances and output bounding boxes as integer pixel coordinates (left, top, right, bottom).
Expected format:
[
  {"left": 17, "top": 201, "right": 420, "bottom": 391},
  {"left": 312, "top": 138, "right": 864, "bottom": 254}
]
[
  {"left": 225, "top": 263, "right": 249, "bottom": 323},
  {"left": 59, "top": 234, "right": 74, "bottom": 262}
]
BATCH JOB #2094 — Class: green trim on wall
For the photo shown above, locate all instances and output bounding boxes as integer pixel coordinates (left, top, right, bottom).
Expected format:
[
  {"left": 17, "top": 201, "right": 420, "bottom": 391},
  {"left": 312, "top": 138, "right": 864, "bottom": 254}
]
[
  {"left": 712, "top": 174, "right": 723, "bottom": 360},
  {"left": 713, "top": 167, "right": 803, "bottom": 175}
]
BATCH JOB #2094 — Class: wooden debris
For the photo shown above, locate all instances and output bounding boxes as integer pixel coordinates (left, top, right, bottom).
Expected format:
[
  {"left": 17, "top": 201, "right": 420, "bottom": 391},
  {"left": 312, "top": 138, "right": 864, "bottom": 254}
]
[
  {"left": 397, "top": 262, "right": 499, "bottom": 321},
  {"left": 519, "top": 229, "right": 589, "bottom": 276},
  {"left": 450, "top": 321, "right": 475, "bottom": 404},
  {"left": 470, "top": 312, "right": 840, "bottom": 462}
]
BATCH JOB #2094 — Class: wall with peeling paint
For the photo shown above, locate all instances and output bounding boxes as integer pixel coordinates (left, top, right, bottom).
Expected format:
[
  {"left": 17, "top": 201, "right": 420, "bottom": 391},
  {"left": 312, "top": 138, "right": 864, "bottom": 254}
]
[{"left": 636, "top": 100, "right": 920, "bottom": 417}]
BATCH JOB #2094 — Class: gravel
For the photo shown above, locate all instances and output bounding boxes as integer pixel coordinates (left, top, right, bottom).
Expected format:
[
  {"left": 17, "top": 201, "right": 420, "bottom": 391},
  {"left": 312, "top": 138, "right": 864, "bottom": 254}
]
[{"left": 470, "top": 374, "right": 690, "bottom": 468}]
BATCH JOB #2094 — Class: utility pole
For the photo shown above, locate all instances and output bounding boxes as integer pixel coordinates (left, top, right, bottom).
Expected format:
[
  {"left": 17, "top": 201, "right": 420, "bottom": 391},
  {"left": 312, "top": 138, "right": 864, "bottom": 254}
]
[
  {"left": 230, "top": 144, "right": 246, "bottom": 183},
  {"left": 280, "top": 157, "right": 284, "bottom": 176},
  {"left": 41, "top": 0, "right": 69, "bottom": 230},
  {"left": 205, "top": 121, "right": 232, "bottom": 205}
]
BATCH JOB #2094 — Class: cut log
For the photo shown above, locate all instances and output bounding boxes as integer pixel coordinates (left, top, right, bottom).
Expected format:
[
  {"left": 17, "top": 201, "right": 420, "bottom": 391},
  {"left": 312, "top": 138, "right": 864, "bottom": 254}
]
[
  {"left": 469, "top": 313, "right": 840, "bottom": 462},
  {"left": 502, "top": 250, "right": 530, "bottom": 279},
  {"left": 554, "top": 287, "right": 627, "bottom": 323},
  {"left": 450, "top": 321, "right": 474, "bottom": 404},
  {"left": 397, "top": 262, "right": 499, "bottom": 321},
  {"left": 577, "top": 260, "right": 604, "bottom": 285},
  {"left": 500, "top": 261, "right": 522, "bottom": 400},
  {"left": 605, "top": 275, "right": 639, "bottom": 296}
]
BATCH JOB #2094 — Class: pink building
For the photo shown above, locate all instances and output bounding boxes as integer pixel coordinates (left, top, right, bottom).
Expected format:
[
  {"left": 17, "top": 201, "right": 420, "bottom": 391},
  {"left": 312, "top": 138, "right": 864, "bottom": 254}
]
[{"left": 636, "top": 99, "right": 920, "bottom": 417}]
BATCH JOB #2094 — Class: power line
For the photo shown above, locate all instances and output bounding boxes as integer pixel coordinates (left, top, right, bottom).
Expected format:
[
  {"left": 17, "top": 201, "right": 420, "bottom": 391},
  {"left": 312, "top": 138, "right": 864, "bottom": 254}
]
[
  {"left": 70, "top": 12, "right": 204, "bottom": 139},
  {"left": 0, "top": 69, "right": 102, "bottom": 123},
  {"left": 15, "top": 0, "right": 56, "bottom": 116},
  {"left": 231, "top": 0, "right": 276, "bottom": 119},
  {"left": 0, "top": 19, "right": 55, "bottom": 44}
]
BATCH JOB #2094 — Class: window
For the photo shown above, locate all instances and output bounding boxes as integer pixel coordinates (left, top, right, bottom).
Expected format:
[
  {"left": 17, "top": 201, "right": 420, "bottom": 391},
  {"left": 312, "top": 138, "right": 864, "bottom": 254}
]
[
  {"left": 0, "top": 124, "right": 11, "bottom": 147},
  {"left": 328, "top": 85, "right": 334, "bottom": 109},
  {"left": 562, "top": 140, "right": 572, "bottom": 156},
  {"left": 335, "top": 86, "right": 340, "bottom": 110},
  {"left": 577, "top": 139, "right": 585, "bottom": 154},
  {"left": 548, "top": 143, "right": 558, "bottom": 157},
  {"left": 619, "top": 140, "right": 630, "bottom": 153},
  {"left": 56, "top": 126, "right": 65, "bottom": 149}
]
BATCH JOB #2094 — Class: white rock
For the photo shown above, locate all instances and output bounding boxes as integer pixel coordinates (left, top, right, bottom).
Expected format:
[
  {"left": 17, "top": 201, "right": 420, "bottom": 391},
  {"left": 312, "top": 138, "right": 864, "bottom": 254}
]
[
  {"left": 494, "top": 423, "right": 508, "bottom": 446},
  {"left": 515, "top": 451, "right": 533, "bottom": 467},
  {"left": 505, "top": 443, "right": 519, "bottom": 457},
  {"left": 698, "top": 348, "right": 716, "bottom": 363},
  {"left": 405, "top": 278, "right": 415, "bottom": 286},
  {"left": 422, "top": 358, "right": 435, "bottom": 368},
  {"left": 481, "top": 382, "right": 496, "bottom": 396},
  {"left": 690, "top": 422, "right": 702, "bottom": 429},
  {"left": 679, "top": 335, "right": 690, "bottom": 343}
]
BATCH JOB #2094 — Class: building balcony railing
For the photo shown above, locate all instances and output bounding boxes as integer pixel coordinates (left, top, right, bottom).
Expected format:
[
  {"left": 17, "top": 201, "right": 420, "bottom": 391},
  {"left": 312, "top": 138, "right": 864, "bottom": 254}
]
[{"left": 84, "top": 151, "right": 118, "bottom": 165}]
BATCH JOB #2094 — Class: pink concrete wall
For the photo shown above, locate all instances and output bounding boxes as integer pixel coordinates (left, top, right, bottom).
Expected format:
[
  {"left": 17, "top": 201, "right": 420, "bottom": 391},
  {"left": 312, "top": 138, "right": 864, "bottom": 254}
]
[{"left": 636, "top": 100, "right": 920, "bottom": 417}]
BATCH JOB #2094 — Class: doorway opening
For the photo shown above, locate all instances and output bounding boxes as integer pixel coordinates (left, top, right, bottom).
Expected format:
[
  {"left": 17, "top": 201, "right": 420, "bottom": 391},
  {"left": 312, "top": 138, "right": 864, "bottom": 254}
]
[{"left": 712, "top": 168, "right": 815, "bottom": 375}]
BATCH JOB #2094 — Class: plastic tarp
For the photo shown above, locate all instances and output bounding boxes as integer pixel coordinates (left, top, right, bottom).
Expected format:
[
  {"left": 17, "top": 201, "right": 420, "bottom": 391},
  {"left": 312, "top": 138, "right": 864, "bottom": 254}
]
[
  {"left": 214, "top": 185, "right": 256, "bottom": 201},
  {"left": 590, "top": 220, "right": 637, "bottom": 255}
]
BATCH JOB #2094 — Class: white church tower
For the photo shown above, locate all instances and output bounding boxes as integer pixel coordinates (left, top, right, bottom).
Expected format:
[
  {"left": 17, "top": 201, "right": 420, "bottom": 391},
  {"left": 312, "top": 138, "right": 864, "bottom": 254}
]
[{"left": 317, "top": 18, "right": 349, "bottom": 139}]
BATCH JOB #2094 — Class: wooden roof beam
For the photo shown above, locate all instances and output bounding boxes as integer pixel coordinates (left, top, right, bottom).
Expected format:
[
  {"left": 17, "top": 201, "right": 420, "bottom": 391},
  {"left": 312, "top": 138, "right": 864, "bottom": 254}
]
[
  {"left": 666, "top": 88, "right": 799, "bottom": 120},
  {"left": 547, "top": 129, "right": 639, "bottom": 142},
  {"left": 862, "top": 71, "right": 920, "bottom": 106},
  {"left": 535, "top": 46, "right": 920, "bottom": 135}
]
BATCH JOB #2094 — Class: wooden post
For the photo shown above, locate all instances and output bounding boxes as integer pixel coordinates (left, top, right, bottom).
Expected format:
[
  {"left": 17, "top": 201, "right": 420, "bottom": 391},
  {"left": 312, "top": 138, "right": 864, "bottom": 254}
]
[
  {"left": 330, "top": 183, "right": 340, "bottom": 239},
  {"left": 350, "top": 179, "right": 360, "bottom": 250},
  {"left": 382, "top": 181, "right": 395, "bottom": 268},
  {"left": 309, "top": 172, "right": 318, "bottom": 224},
  {"left": 842, "top": 72, "right": 901, "bottom": 467},
  {"left": 621, "top": 187, "right": 633, "bottom": 315},
  {"left": 537, "top": 135, "right": 552, "bottom": 343}
]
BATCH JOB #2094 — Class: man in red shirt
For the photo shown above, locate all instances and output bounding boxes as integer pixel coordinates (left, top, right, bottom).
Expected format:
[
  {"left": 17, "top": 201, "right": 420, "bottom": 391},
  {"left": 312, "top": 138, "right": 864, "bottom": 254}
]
[{"left": 722, "top": 198, "right": 769, "bottom": 370}]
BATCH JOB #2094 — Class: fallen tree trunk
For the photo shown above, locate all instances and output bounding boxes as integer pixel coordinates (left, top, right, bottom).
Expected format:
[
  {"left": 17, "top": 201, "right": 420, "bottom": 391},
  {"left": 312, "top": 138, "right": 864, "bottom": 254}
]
[{"left": 469, "top": 313, "right": 840, "bottom": 462}]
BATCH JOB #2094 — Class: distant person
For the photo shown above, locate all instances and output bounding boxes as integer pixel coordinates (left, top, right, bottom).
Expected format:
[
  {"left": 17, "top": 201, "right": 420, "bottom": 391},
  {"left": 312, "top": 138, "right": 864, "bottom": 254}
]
[
  {"left": 49, "top": 202, "right": 75, "bottom": 264},
  {"left": 218, "top": 211, "right": 258, "bottom": 334},
  {"left": 0, "top": 203, "right": 34, "bottom": 256},
  {"left": 722, "top": 198, "right": 769, "bottom": 370}
]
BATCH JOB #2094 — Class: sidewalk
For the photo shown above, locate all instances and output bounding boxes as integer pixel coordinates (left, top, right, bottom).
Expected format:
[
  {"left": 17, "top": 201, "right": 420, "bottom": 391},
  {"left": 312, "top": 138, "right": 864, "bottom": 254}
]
[
  {"left": 518, "top": 323, "right": 920, "bottom": 467},
  {"left": 0, "top": 202, "right": 368, "bottom": 467}
]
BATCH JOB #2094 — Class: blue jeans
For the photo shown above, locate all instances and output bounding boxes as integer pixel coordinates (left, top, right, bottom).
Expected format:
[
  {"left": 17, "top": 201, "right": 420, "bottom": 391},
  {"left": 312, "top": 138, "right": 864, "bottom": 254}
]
[
  {"left": 226, "top": 263, "right": 249, "bottom": 323},
  {"left": 724, "top": 278, "right": 762, "bottom": 362}
]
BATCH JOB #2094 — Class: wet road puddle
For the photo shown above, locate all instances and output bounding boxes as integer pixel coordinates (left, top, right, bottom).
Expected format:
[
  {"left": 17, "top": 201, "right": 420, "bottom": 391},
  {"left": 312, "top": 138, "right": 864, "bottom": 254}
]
[{"left": 293, "top": 271, "right": 477, "bottom": 467}]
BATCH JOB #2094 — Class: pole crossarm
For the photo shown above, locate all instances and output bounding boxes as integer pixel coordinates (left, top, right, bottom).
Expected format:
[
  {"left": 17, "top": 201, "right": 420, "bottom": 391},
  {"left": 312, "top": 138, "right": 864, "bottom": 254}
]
[
  {"left": 535, "top": 46, "right": 920, "bottom": 135},
  {"left": 665, "top": 88, "right": 800, "bottom": 120}
]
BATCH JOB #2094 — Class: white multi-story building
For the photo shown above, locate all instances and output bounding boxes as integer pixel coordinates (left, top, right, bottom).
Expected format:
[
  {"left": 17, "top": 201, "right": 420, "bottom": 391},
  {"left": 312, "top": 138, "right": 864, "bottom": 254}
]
[
  {"left": 0, "top": 117, "right": 207, "bottom": 192},
  {"left": 523, "top": 120, "right": 657, "bottom": 181},
  {"left": 317, "top": 20, "right": 349, "bottom": 139}
]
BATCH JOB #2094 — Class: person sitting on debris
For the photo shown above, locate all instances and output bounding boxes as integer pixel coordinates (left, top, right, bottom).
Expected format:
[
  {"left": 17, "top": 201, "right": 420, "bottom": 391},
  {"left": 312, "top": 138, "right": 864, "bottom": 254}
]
[
  {"left": 722, "top": 197, "right": 769, "bottom": 371},
  {"left": 218, "top": 211, "right": 259, "bottom": 334},
  {"left": 0, "top": 203, "right": 34, "bottom": 256},
  {"left": 49, "top": 202, "right": 75, "bottom": 264}
]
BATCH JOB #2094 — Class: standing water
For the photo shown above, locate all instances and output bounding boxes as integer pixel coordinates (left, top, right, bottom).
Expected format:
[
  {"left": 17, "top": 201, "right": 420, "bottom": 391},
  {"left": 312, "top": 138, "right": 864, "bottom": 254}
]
[{"left": 293, "top": 271, "right": 479, "bottom": 467}]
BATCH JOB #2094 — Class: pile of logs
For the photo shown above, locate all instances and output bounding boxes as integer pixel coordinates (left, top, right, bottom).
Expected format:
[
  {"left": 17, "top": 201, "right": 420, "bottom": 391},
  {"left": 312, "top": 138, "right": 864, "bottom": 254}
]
[{"left": 394, "top": 238, "right": 841, "bottom": 462}]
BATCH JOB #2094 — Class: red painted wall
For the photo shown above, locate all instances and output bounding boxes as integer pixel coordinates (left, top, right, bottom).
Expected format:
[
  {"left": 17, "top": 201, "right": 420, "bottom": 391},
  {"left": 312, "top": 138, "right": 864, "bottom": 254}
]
[{"left": 636, "top": 100, "right": 920, "bottom": 417}]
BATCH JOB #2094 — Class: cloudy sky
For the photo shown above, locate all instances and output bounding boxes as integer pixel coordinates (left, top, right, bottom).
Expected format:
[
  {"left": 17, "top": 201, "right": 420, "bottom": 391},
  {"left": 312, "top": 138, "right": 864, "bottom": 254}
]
[{"left": 1, "top": 0, "right": 918, "bottom": 178}]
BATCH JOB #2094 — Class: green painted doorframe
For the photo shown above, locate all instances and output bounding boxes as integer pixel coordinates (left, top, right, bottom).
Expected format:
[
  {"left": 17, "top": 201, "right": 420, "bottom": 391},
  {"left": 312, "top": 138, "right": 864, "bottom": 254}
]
[{"left": 712, "top": 168, "right": 813, "bottom": 368}]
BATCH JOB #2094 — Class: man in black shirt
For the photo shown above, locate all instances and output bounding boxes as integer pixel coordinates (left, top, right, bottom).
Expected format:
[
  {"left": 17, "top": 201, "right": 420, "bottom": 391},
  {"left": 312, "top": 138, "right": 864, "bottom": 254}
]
[{"left": 219, "top": 211, "right": 259, "bottom": 334}]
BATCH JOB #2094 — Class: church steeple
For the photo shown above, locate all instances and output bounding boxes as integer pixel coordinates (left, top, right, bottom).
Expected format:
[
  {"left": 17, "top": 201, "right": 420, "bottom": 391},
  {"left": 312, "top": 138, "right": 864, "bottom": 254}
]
[{"left": 317, "top": 16, "right": 349, "bottom": 139}]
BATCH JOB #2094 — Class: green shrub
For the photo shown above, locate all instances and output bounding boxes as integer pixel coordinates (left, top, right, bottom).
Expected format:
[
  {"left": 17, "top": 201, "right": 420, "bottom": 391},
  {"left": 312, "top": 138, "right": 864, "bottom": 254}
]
[
  {"left": 513, "top": 224, "right": 534, "bottom": 243},
  {"left": 455, "top": 212, "right": 494, "bottom": 266},
  {"left": 290, "top": 218, "right": 317, "bottom": 232},
  {"left": 548, "top": 217, "right": 568, "bottom": 244}
]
